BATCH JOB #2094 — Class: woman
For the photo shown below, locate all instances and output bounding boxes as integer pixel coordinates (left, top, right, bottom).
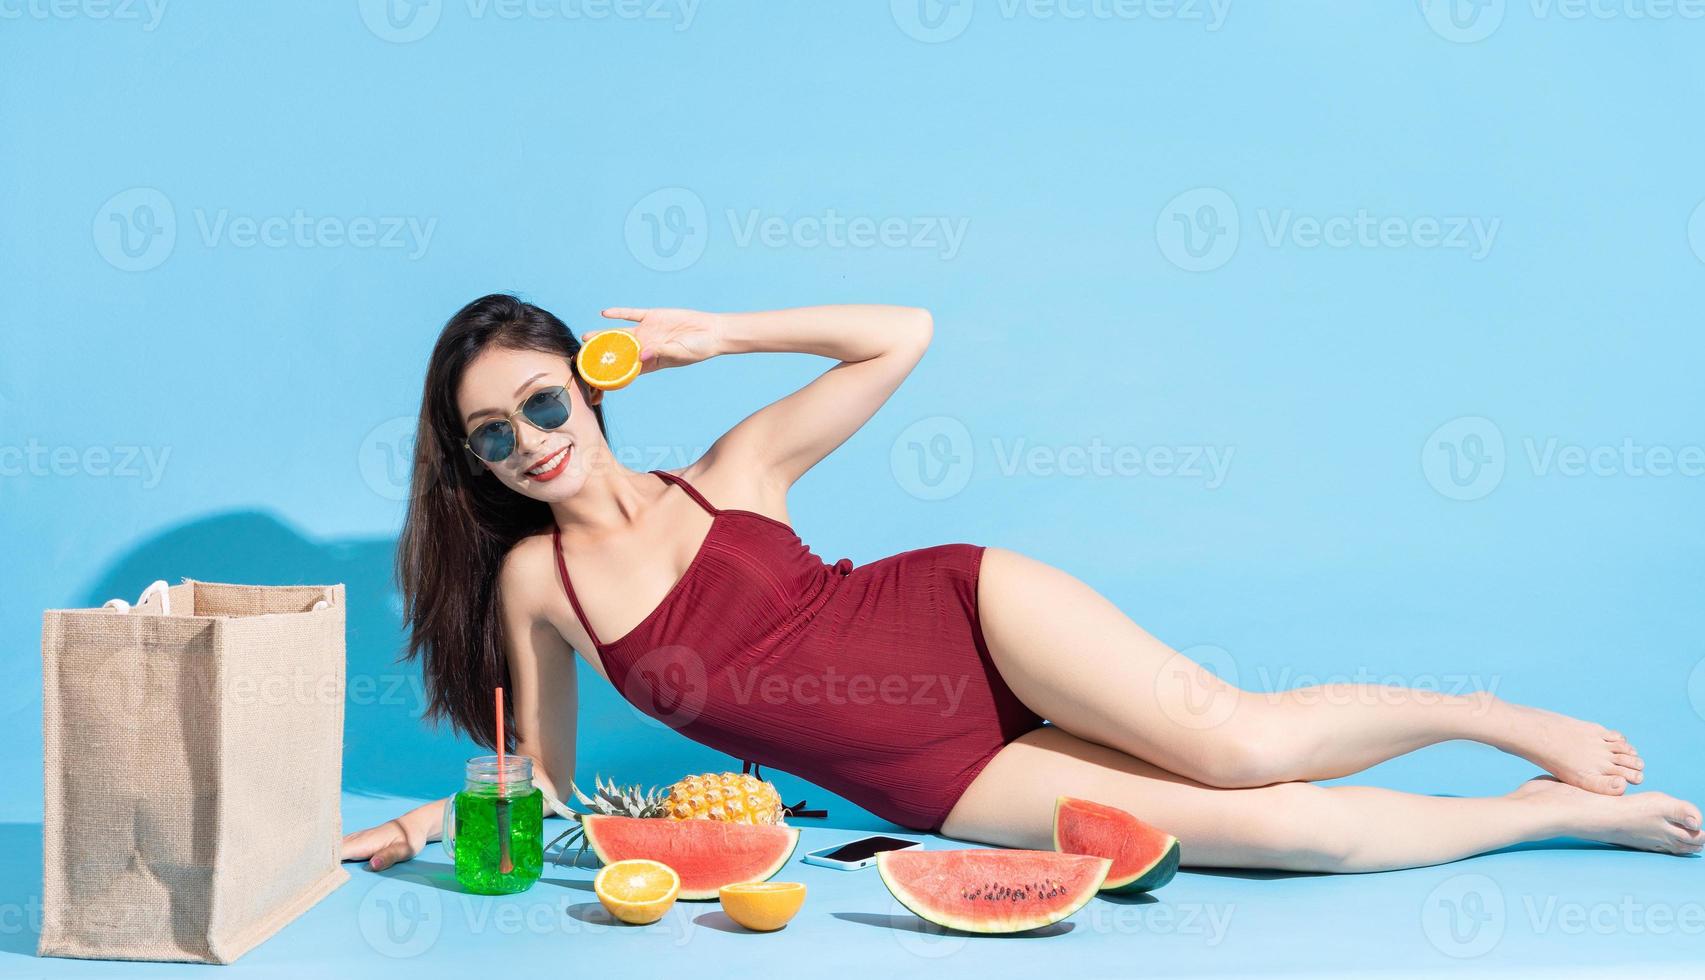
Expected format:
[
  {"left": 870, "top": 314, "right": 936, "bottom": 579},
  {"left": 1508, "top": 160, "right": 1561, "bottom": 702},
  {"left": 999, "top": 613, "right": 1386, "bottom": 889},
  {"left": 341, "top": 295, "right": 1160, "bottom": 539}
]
[{"left": 343, "top": 294, "right": 1702, "bottom": 874}]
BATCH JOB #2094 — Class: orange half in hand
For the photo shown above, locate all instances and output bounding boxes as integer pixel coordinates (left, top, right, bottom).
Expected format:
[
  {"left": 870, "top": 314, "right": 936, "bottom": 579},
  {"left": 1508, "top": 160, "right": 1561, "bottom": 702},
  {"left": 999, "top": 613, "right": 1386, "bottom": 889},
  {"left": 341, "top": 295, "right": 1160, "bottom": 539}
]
[
  {"left": 594, "top": 859, "right": 680, "bottom": 925},
  {"left": 576, "top": 330, "right": 643, "bottom": 390}
]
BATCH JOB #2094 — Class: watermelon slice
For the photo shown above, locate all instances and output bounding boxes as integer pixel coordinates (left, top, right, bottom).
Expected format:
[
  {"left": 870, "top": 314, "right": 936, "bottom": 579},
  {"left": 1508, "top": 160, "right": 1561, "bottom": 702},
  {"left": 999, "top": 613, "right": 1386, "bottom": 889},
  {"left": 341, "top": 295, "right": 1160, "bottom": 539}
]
[
  {"left": 1052, "top": 796, "right": 1180, "bottom": 894},
  {"left": 876, "top": 848, "right": 1109, "bottom": 934},
  {"left": 580, "top": 815, "right": 798, "bottom": 901}
]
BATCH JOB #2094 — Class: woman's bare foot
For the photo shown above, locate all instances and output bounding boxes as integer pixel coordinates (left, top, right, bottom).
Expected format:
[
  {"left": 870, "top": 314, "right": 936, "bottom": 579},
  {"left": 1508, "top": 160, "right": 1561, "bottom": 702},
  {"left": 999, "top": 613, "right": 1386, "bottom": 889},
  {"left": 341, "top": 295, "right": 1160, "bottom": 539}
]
[
  {"left": 1481, "top": 699, "right": 1644, "bottom": 795},
  {"left": 1511, "top": 777, "right": 1702, "bottom": 855}
]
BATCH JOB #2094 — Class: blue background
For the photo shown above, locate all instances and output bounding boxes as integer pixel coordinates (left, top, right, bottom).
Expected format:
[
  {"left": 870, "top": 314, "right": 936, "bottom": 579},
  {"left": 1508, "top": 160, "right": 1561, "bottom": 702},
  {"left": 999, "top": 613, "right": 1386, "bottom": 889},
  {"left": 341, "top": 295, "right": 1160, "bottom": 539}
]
[{"left": 3, "top": 1, "right": 1703, "bottom": 975}]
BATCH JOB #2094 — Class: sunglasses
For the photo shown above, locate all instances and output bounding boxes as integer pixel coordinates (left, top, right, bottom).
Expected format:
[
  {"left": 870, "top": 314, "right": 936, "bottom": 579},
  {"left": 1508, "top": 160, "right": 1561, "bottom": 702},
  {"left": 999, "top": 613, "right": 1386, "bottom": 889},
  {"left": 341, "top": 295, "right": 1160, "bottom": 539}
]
[{"left": 464, "top": 384, "right": 573, "bottom": 464}]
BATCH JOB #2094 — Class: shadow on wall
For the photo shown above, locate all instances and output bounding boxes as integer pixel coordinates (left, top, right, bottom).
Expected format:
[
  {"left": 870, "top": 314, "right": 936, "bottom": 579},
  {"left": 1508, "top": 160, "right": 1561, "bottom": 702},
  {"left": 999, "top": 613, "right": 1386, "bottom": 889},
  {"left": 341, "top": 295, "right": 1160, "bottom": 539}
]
[
  {"left": 80, "top": 510, "right": 894, "bottom": 829},
  {"left": 81, "top": 510, "right": 467, "bottom": 800}
]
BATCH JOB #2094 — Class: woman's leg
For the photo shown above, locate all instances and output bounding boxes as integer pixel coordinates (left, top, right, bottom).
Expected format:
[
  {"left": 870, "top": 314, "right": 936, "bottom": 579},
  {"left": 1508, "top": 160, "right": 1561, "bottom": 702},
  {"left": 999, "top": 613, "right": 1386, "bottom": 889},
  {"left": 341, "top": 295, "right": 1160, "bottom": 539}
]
[
  {"left": 976, "top": 547, "right": 1643, "bottom": 795},
  {"left": 941, "top": 727, "right": 1702, "bottom": 873}
]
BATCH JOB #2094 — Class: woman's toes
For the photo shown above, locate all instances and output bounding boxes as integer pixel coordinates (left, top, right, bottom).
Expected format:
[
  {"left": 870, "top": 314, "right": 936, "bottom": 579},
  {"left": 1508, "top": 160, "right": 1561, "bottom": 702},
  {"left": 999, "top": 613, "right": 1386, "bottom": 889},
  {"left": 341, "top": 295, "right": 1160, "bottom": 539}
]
[
  {"left": 1613, "top": 765, "right": 1644, "bottom": 786},
  {"left": 1669, "top": 802, "right": 1704, "bottom": 833},
  {"left": 1611, "top": 752, "right": 1643, "bottom": 771},
  {"left": 1572, "top": 771, "right": 1627, "bottom": 795}
]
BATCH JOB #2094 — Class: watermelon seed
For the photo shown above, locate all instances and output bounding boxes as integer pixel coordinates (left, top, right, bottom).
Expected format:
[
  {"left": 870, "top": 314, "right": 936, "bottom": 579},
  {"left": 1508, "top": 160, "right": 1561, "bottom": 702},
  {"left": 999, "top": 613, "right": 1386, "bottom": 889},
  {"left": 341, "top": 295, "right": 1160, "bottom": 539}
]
[{"left": 960, "top": 880, "right": 1076, "bottom": 903}]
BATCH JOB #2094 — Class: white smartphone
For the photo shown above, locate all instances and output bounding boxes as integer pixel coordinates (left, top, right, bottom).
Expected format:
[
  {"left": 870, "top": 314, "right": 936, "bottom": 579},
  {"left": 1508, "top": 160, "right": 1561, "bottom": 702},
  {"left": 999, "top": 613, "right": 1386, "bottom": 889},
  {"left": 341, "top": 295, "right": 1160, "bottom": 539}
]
[{"left": 801, "top": 835, "right": 921, "bottom": 870}]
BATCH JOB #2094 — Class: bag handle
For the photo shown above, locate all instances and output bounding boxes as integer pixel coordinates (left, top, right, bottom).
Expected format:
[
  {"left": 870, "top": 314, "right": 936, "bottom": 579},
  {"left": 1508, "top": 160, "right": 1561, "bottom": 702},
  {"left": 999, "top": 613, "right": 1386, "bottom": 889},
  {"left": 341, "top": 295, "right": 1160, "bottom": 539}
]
[
  {"left": 102, "top": 580, "right": 172, "bottom": 616},
  {"left": 101, "top": 582, "right": 332, "bottom": 615}
]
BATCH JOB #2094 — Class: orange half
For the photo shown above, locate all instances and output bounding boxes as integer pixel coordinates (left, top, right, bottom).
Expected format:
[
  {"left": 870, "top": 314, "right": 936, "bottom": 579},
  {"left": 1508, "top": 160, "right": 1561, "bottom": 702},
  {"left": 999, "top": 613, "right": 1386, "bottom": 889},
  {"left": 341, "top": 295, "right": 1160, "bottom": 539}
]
[
  {"left": 576, "top": 330, "right": 643, "bottom": 390},
  {"left": 594, "top": 859, "right": 680, "bottom": 925},
  {"left": 718, "top": 881, "right": 806, "bottom": 932}
]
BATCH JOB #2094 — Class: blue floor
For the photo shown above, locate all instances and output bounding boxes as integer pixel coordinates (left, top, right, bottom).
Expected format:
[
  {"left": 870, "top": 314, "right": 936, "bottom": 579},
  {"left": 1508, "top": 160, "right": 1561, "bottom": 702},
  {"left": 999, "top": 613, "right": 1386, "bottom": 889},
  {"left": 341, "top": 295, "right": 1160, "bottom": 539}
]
[
  {"left": 4, "top": 793, "right": 1700, "bottom": 978},
  {"left": 8, "top": 557, "right": 1705, "bottom": 976}
]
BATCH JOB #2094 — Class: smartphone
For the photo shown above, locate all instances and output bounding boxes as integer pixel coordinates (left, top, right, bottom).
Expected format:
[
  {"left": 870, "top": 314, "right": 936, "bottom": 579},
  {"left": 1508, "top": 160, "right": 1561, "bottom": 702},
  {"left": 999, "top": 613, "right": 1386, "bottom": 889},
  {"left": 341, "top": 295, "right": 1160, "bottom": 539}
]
[{"left": 801, "top": 835, "right": 921, "bottom": 870}]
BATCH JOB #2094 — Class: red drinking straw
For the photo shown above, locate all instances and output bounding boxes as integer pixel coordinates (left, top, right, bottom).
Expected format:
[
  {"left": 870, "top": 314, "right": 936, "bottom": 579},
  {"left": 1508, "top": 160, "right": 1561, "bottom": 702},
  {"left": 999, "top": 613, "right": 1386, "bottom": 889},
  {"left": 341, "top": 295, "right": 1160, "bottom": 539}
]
[
  {"left": 496, "top": 687, "right": 506, "bottom": 795},
  {"left": 496, "top": 687, "right": 513, "bottom": 874}
]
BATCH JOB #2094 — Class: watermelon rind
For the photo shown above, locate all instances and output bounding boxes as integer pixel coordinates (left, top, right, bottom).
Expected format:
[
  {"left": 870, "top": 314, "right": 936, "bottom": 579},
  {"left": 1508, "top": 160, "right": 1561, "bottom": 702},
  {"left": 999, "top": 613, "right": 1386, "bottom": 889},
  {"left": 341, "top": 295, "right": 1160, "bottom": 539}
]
[
  {"left": 582, "top": 815, "right": 799, "bottom": 900},
  {"left": 876, "top": 849, "right": 1110, "bottom": 934},
  {"left": 1106, "top": 837, "right": 1179, "bottom": 894},
  {"left": 1052, "top": 796, "right": 1181, "bottom": 894}
]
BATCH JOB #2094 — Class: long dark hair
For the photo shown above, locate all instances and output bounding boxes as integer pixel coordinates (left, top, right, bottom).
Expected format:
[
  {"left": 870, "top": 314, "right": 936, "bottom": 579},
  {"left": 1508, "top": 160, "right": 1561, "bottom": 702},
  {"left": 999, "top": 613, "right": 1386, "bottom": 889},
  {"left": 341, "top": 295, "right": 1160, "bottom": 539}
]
[{"left": 398, "top": 293, "right": 606, "bottom": 750}]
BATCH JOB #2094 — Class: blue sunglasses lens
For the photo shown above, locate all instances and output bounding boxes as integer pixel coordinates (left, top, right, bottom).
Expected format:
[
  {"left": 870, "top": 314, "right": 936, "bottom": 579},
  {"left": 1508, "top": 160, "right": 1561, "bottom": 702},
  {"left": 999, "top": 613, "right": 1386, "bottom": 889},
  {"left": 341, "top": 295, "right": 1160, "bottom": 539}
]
[
  {"left": 521, "top": 386, "right": 572, "bottom": 430},
  {"left": 468, "top": 421, "right": 516, "bottom": 463}
]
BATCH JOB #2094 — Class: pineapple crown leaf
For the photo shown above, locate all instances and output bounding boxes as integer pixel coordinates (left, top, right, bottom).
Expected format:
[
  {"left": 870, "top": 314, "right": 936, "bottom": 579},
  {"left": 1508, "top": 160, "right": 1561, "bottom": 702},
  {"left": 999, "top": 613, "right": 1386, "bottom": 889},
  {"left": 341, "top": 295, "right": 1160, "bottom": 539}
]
[{"left": 563, "top": 773, "right": 674, "bottom": 818}]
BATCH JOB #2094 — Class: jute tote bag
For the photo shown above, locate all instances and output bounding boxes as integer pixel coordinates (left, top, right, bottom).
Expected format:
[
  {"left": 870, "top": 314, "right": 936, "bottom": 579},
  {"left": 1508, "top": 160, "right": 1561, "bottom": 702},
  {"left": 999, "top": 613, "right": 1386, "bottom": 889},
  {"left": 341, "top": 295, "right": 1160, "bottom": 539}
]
[{"left": 39, "top": 578, "right": 350, "bottom": 964}]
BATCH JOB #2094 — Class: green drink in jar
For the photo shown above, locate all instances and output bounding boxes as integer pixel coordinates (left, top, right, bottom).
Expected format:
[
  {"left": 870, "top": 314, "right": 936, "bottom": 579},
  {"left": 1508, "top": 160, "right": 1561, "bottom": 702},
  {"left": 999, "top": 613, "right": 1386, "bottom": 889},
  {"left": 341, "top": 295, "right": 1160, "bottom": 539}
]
[{"left": 442, "top": 755, "right": 543, "bottom": 894}]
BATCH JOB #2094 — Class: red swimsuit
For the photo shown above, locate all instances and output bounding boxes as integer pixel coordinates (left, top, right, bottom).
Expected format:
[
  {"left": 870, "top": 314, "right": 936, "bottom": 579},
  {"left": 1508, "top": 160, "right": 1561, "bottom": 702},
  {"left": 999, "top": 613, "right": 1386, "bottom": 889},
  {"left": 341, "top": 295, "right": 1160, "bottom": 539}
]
[{"left": 551, "top": 469, "right": 1043, "bottom": 831}]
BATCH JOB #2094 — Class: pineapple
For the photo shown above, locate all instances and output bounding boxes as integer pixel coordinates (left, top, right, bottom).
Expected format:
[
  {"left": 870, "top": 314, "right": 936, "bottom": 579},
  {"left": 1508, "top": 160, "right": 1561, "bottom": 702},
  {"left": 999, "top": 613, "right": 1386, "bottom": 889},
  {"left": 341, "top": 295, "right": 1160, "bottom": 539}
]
[
  {"left": 664, "top": 771, "right": 785, "bottom": 824},
  {"left": 547, "top": 771, "right": 786, "bottom": 867}
]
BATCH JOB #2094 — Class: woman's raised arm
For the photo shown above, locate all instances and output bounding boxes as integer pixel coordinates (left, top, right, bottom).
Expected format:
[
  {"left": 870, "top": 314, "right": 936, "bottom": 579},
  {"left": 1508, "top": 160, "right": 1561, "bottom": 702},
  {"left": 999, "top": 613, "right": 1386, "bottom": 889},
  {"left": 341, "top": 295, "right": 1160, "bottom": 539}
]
[{"left": 599, "top": 304, "right": 933, "bottom": 491}]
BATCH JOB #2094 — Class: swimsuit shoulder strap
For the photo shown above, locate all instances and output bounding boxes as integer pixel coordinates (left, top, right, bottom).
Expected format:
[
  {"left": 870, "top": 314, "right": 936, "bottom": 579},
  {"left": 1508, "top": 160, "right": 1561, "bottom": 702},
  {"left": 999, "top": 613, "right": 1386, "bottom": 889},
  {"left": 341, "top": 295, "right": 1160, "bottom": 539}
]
[
  {"left": 551, "top": 525, "right": 604, "bottom": 650},
  {"left": 651, "top": 469, "right": 720, "bottom": 516}
]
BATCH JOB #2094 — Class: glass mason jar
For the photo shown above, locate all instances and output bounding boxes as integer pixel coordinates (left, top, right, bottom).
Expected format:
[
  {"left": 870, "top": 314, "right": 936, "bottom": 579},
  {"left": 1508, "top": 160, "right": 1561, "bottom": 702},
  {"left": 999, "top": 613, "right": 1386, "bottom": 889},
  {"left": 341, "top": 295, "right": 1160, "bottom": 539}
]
[{"left": 441, "top": 755, "right": 544, "bottom": 894}]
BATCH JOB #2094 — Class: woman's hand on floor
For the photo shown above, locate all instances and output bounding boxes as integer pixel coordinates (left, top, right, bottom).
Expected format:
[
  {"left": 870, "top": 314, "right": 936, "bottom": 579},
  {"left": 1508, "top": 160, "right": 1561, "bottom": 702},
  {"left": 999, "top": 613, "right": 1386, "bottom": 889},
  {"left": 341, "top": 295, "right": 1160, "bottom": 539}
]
[{"left": 341, "top": 811, "right": 432, "bottom": 871}]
